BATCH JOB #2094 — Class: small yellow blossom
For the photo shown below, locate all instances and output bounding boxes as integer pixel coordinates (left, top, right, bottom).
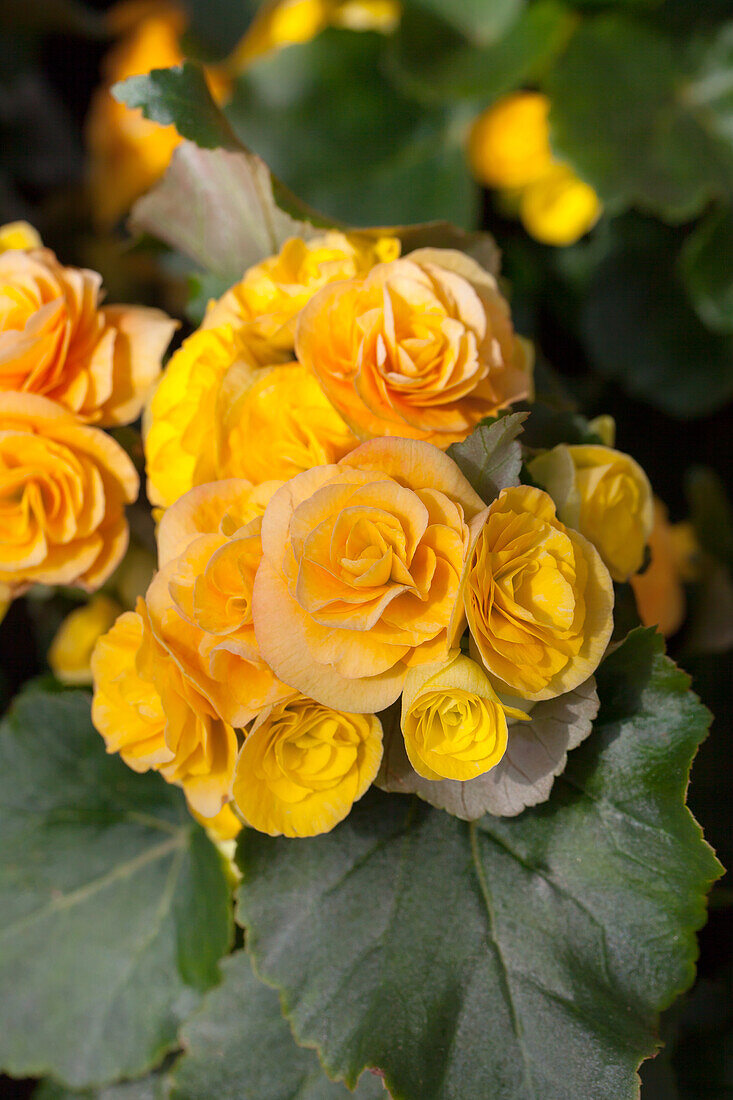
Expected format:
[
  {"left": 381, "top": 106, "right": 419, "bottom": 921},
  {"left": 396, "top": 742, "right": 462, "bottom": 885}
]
[
  {"left": 49, "top": 595, "right": 122, "bottom": 685},
  {"left": 401, "top": 654, "right": 527, "bottom": 781},
  {"left": 231, "top": 695, "right": 383, "bottom": 837},
  {"left": 529, "top": 444, "right": 654, "bottom": 582},
  {"left": 0, "top": 222, "right": 42, "bottom": 252}
]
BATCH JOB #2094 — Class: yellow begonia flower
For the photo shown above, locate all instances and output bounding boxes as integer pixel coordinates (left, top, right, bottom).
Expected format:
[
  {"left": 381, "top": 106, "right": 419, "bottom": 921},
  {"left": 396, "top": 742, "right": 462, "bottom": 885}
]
[
  {"left": 529, "top": 444, "right": 654, "bottom": 582},
  {"left": 631, "top": 499, "right": 699, "bottom": 637},
  {"left": 295, "top": 248, "right": 533, "bottom": 449},
  {"left": 216, "top": 361, "right": 357, "bottom": 485},
  {"left": 520, "top": 164, "right": 602, "bottom": 247},
  {"left": 91, "top": 602, "right": 238, "bottom": 817},
  {"left": 401, "top": 654, "right": 528, "bottom": 782},
  {"left": 468, "top": 92, "right": 554, "bottom": 191},
  {"left": 465, "top": 485, "right": 614, "bottom": 701},
  {"left": 231, "top": 695, "right": 383, "bottom": 837},
  {"left": 0, "top": 246, "right": 176, "bottom": 425},
  {"left": 253, "top": 437, "right": 489, "bottom": 714},
  {"left": 0, "top": 221, "right": 42, "bottom": 252},
  {"left": 49, "top": 595, "right": 122, "bottom": 685},
  {"left": 0, "top": 393, "right": 139, "bottom": 598}
]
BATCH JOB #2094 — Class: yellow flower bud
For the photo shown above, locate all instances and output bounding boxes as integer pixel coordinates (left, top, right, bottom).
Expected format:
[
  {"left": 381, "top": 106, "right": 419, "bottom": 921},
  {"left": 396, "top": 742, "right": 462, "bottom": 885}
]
[
  {"left": 468, "top": 92, "right": 554, "bottom": 191},
  {"left": 231, "top": 696, "right": 383, "bottom": 837},
  {"left": 401, "top": 654, "right": 527, "bottom": 782},
  {"left": 519, "top": 164, "right": 601, "bottom": 246},
  {"left": 189, "top": 800, "right": 242, "bottom": 842},
  {"left": 0, "top": 221, "right": 42, "bottom": 252},
  {"left": 49, "top": 595, "right": 123, "bottom": 685},
  {"left": 529, "top": 444, "right": 654, "bottom": 582}
]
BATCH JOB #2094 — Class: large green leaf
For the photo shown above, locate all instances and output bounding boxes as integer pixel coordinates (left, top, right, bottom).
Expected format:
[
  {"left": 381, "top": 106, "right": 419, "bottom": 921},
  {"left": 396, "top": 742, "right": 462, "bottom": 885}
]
[
  {"left": 236, "top": 629, "right": 721, "bottom": 1100},
  {"left": 0, "top": 689, "right": 232, "bottom": 1089},
  {"left": 168, "top": 951, "right": 385, "bottom": 1099},
  {"left": 547, "top": 17, "right": 733, "bottom": 221},
  {"left": 400, "top": 0, "right": 524, "bottom": 45},
  {"left": 225, "top": 29, "right": 479, "bottom": 227}
]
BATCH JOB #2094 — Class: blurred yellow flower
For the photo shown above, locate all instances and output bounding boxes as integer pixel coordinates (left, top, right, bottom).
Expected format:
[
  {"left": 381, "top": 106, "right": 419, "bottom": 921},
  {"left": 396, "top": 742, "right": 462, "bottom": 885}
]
[
  {"left": 520, "top": 165, "right": 601, "bottom": 246},
  {"left": 467, "top": 91, "right": 602, "bottom": 246},
  {"left": 468, "top": 92, "right": 554, "bottom": 191},
  {"left": 0, "top": 393, "right": 139, "bottom": 598},
  {"left": 465, "top": 485, "right": 614, "bottom": 701},
  {"left": 401, "top": 654, "right": 527, "bottom": 781},
  {"left": 0, "top": 221, "right": 42, "bottom": 252},
  {"left": 49, "top": 594, "right": 122, "bottom": 685},
  {"left": 0, "top": 245, "right": 176, "bottom": 424},
  {"left": 231, "top": 695, "right": 382, "bottom": 837},
  {"left": 631, "top": 499, "right": 699, "bottom": 637},
  {"left": 529, "top": 444, "right": 654, "bottom": 582}
]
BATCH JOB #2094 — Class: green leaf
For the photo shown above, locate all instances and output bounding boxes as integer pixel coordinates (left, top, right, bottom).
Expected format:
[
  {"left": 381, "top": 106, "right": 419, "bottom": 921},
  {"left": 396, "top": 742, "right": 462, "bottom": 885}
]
[
  {"left": 685, "top": 466, "right": 733, "bottom": 570},
  {"left": 34, "top": 1074, "right": 166, "bottom": 1100},
  {"left": 236, "top": 629, "right": 721, "bottom": 1099},
  {"left": 130, "top": 143, "right": 321, "bottom": 283},
  {"left": 547, "top": 17, "right": 733, "bottom": 221},
  {"left": 113, "top": 61, "right": 240, "bottom": 150},
  {"left": 168, "top": 951, "right": 385, "bottom": 1099},
  {"left": 226, "top": 29, "right": 479, "bottom": 227},
  {"left": 0, "top": 689, "right": 232, "bottom": 1089},
  {"left": 377, "top": 675, "right": 599, "bottom": 819},
  {"left": 580, "top": 220, "right": 733, "bottom": 418},
  {"left": 447, "top": 412, "right": 527, "bottom": 502},
  {"left": 401, "top": 0, "right": 524, "bottom": 45},
  {"left": 388, "top": 0, "right": 574, "bottom": 105},
  {"left": 679, "top": 203, "right": 733, "bottom": 334}
]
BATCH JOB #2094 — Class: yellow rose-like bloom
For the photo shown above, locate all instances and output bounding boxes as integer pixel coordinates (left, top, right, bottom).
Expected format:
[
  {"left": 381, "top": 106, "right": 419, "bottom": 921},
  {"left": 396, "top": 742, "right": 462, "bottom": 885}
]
[
  {"left": 0, "top": 393, "right": 139, "bottom": 597},
  {"left": 216, "top": 361, "right": 357, "bottom": 485},
  {"left": 520, "top": 164, "right": 601, "bottom": 246},
  {"left": 401, "top": 654, "right": 528, "bottom": 781},
  {"left": 468, "top": 92, "right": 554, "bottom": 191},
  {"left": 0, "top": 246, "right": 176, "bottom": 424},
  {"left": 204, "top": 232, "right": 400, "bottom": 361},
  {"left": 466, "top": 485, "right": 614, "bottom": 701},
  {"left": 296, "top": 248, "right": 532, "bottom": 449},
  {"left": 631, "top": 499, "right": 699, "bottom": 637},
  {"left": 48, "top": 594, "right": 122, "bottom": 685},
  {"left": 253, "top": 437, "right": 489, "bottom": 713},
  {"left": 0, "top": 222, "right": 42, "bottom": 253},
  {"left": 92, "top": 602, "right": 238, "bottom": 816},
  {"left": 149, "top": 479, "right": 292, "bottom": 729},
  {"left": 145, "top": 326, "right": 356, "bottom": 507},
  {"left": 529, "top": 444, "right": 654, "bottom": 582},
  {"left": 231, "top": 695, "right": 382, "bottom": 837}
]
